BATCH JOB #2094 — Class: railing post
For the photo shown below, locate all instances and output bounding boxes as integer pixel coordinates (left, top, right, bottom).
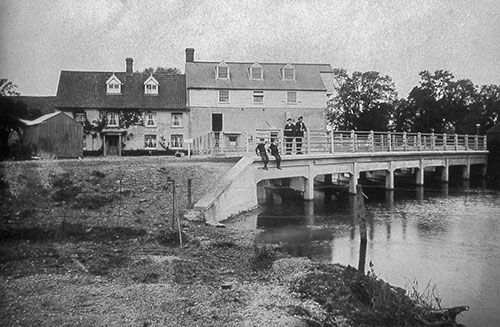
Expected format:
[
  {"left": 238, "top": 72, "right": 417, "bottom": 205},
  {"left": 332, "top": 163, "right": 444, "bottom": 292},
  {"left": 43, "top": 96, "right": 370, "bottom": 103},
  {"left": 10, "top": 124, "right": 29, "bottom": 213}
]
[
  {"left": 403, "top": 132, "right": 407, "bottom": 151},
  {"left": 431, "top": 133, "right": 435, "bottom": 150},
  {"left": 484, "top": 135, "right": 487, "bottom": 150},
  {"left": 387, "top": 132, "right": 392, "bottom": 152},
  {"left": 369, "top": 130, "right": 374, "bottom": 151},
  {"left": 464, "top": 134, "right": 468, "bottom": 150},
  {"left": 454, "top": 134, "right": 458, "bottom": 151},
  {"left": 330, "top": 131, "right": 334, "bottom": 153},
  {"left": 306, "top": 131, "right": 310, "bottom": 154},
  {"left": 417, "top": 132, "right": 422, "bottom": 151},
  {"left": 475, "top": 134, "right": 479, "bottom": 150},
  {"left": 351, "top": 130, "right": 355, "bottom": 152},
  {"left": 443, "top": 133, "right": 447, "bottom": 150}
]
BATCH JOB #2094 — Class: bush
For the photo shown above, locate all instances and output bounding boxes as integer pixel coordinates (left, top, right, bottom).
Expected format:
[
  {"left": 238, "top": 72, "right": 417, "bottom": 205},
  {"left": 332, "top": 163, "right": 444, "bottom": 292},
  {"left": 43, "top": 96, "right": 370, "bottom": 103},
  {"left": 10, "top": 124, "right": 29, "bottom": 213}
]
[{"left": 250, "top": 244, "right": 278, "bottom": 270}]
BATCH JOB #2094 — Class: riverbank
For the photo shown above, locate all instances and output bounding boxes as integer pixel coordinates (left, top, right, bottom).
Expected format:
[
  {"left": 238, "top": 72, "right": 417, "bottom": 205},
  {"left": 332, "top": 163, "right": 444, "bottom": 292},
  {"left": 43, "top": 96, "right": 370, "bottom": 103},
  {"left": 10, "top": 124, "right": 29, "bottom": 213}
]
[{"left": 0, "top": 157, "right": 459, "bottom": 326}]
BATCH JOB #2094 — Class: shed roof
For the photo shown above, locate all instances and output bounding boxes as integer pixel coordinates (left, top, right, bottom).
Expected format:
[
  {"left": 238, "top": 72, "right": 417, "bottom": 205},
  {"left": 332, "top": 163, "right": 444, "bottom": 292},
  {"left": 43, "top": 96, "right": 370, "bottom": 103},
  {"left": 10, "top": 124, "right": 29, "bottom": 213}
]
[
  {"left": 55, "top": 71, "right": 187, "bottom": 110},
  {"left": 20, "top": 111, "right": 64, "bottom": 126},
  {"left": 486, "top": 121, "right": 500, "bottom": 134},
  {"left": 185, "top": 61, "right": 333, "bottom": 91}
]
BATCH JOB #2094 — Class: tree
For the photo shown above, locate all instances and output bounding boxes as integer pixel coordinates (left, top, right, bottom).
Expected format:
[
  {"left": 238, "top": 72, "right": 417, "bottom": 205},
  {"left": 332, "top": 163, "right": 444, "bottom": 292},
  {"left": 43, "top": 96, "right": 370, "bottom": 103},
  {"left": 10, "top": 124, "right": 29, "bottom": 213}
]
[
  {"left": 327, "top": 69, "right": 398, "bottom": 131},
  {"left": 142, "top": 67, "right": 181, "bottom": 75},
  {"left": 0, "top": 84, "right": 28, "bottom": 159},
  {"left": 396, "top": 70, "right": 480, "bottom": 134},
  {"left": 0, "top": 79, "right": 20, "bottom": 96}
]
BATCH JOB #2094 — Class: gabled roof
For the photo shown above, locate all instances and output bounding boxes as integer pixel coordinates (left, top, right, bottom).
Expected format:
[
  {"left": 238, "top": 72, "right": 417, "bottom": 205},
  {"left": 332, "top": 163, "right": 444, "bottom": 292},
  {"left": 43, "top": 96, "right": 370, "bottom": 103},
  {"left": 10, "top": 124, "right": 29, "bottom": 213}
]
[
  {"left": 20, "top": 111, "right": 63, "bottom": 126},
  {"left": 55, "top": 71, "right": 187, "bottom": 110},
  {"left": 186, "top": 61, "right": 333, "bottom": 91},
  {"left": 12, "top": 96, "right": 57, "bottom": 115},
  {"left": 486, "top": 121, "right": 500, "bottom": 134}
]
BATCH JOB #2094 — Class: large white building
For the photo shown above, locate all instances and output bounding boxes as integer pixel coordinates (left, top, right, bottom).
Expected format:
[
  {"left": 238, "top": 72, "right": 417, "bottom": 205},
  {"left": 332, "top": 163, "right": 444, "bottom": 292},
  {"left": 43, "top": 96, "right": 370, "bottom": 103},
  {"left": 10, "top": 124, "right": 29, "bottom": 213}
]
[{"left": 184, "top": 48, "right": 334, "bottom": 151}]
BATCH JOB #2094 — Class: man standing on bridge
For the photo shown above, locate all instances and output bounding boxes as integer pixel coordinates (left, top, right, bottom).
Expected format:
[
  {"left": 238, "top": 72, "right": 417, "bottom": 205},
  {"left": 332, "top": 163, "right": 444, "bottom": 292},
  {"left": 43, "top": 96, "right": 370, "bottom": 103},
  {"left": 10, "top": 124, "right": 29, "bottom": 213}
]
[
  {"left": 295, "top": 116, "right": 307, "bottom": 154},
  {"left": 284, "top": 118, "right": 295, "bottom": 155}
]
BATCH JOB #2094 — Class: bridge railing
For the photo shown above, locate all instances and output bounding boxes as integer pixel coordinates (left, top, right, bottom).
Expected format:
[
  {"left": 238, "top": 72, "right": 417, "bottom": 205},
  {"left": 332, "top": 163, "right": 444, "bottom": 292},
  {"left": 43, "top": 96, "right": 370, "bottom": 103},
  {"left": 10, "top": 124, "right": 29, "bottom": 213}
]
[{"left": 192, "top": 129, "right": 487, "bottom": 156}]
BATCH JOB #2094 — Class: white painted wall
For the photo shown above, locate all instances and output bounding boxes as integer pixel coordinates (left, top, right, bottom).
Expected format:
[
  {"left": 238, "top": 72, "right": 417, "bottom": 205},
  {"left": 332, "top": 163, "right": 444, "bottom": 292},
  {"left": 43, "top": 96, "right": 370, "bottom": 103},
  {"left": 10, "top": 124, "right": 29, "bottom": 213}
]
[{"left": 72, "top": 109, "right": 188, "bottom": 151}]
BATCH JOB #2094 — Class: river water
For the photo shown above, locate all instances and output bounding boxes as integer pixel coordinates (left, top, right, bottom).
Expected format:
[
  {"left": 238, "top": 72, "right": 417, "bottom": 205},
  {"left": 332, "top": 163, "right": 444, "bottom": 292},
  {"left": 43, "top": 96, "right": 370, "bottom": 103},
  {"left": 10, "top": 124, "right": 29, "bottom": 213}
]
[{"left": 227, "top": 179, "right": 500, "bottom": 327}]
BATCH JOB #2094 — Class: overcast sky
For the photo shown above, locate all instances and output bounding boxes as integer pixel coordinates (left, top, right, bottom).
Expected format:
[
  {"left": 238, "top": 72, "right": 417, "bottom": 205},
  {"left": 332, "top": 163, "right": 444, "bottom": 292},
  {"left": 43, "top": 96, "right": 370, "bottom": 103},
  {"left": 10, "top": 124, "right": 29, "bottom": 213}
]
[{"left": 1, "top": 0, "right": 500, "bottom": 97}]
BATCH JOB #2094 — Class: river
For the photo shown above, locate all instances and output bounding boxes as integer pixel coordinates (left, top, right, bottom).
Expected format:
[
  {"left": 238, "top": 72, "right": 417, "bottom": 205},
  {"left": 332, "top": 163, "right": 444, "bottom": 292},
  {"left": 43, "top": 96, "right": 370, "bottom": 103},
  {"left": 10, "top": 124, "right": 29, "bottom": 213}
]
[{"left": 227, "top": 178, "right": 500, "bottom": 327}]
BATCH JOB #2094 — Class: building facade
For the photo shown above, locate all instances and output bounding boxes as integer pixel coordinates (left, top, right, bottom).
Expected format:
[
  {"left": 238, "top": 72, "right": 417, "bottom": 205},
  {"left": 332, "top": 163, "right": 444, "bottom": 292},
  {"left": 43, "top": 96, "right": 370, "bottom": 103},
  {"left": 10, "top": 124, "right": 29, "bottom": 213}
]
[
  {"left": 184, "top": 48, "right": 334, "bottom": 151},
  {"left": 55, "top": 58, "right": 188, "bottom": 156}
]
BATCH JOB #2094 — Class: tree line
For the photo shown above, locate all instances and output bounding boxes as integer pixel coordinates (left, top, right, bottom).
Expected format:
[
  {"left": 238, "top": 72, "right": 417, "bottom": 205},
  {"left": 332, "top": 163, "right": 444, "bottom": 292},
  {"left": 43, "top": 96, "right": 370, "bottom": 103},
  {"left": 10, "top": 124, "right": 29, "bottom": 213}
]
[{"left": 327, "top": 69, "right": 500, "bottom": 135}]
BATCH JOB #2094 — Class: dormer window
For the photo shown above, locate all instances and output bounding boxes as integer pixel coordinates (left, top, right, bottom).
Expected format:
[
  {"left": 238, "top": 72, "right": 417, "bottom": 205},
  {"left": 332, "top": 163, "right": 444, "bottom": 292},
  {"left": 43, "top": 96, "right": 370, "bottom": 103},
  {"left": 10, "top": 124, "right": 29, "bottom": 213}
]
[
  {"left": 282, "top": 64, "right": 296, "bottom": 81},
  {"left": 144, "top": 75, "right": 159, "bottom": 95},
  {"left": 106, "top": 73, "right": 122, "bottom": 94},
  {"left": 249, "top": 63, "right": 263, "bottom": 80},
  {"left": 216, "top": 62, "right": 229, "bottom": 80}
]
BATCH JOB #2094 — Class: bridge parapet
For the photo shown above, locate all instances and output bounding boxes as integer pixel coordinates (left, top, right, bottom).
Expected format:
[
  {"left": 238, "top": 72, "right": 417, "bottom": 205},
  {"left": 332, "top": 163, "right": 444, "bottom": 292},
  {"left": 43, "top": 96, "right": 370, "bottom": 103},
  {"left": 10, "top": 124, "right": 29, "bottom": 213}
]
[{"left": 192, "top": 130, "right": 487, "bottom": 157}]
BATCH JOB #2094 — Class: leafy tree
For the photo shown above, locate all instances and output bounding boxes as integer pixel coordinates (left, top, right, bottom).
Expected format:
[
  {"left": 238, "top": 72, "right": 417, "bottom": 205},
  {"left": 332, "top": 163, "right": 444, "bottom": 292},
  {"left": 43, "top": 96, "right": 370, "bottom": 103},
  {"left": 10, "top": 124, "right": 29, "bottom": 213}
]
[
  {"left": 0, "top": 79, "right": 20, "bottom": 96},
  {"left": 0, "top": 93, "right": 28, "bottom": 160},
  {"left": 396, "top": 70, "right": 482, "bottom": 134},
  {"left": 327, "top": 69, "right": 398, "bottom": 131},
  {"left": 142, "top": 67, "right": 181, "bottom": 75}
]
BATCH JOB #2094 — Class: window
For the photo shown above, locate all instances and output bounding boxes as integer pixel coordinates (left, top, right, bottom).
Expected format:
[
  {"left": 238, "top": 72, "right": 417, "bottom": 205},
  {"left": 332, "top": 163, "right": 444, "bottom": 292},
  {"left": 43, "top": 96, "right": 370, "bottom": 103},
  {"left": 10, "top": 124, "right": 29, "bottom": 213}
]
[
  {"left": 253, "top": 90, "right": 264, "bottom": 103},
  {"left": 106, "top": 73, "right": 122, "bottom": 94},
  {"left": 282, "top": 64, "right": 296, "bottom": 81},
  {"left": 250, "top": 63, "right": 263, "bottom": 80},
  {"left": 144, "top": 75, "right": 159, "bottom": 95},
  {"left": 107, "top": 112, "right": 119, "bottom": 127},
  {"left": 228, "top": 135, "right": 238, "bottom": 147},
  {"left": 144, "top": 134, "right": 157, "bottom": 149},
  {"left": 219, "top": 90, "right": 229, "bottom": 103},
  {"left": 74, "top": 112, "right": 86, "bottom": 125},
  {"left": 145, "top": 111, "right": 156, "bottom": 127},
  {"left": 287, "top": 91, "right": 297, "bottom": 104},
  {"left": 216, "top": 62, "right": 229, "bottom": 79},
  {"left": 171, "top": 113, "right": 183, "bottom": 127},
  {"left": 171, "top": 134, "right": 183, "bottom": 148}
]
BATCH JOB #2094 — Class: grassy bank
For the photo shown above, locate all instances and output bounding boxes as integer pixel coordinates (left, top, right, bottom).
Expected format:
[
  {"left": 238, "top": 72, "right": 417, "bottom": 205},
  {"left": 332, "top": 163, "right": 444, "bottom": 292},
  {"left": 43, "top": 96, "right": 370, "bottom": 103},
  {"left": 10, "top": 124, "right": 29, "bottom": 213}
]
[{"left": 0, "top": 157, "right": 462, "bottom": 326}]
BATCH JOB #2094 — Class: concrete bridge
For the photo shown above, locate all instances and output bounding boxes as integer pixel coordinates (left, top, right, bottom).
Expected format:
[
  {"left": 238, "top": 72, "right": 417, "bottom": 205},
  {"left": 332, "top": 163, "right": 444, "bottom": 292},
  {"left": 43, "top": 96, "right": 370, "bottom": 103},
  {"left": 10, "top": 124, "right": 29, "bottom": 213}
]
[{"left": 193, "top": 131, "right": 489, "bottom": 224}]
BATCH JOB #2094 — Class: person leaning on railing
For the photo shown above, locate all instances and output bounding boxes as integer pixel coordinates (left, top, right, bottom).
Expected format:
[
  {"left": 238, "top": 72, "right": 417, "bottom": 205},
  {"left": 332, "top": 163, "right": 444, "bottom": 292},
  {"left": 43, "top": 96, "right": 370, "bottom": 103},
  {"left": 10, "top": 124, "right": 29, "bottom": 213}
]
[{"left": 295, "top": 116, "right": 307, "bottom": 154}]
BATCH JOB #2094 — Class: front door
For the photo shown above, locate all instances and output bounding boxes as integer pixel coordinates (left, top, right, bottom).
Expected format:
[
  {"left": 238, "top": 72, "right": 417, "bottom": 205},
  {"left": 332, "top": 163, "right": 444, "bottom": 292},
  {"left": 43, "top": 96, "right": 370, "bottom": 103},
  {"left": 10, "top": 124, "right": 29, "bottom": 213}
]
[
  {"left": 212, "top": 113, "right": 223, "bottom": 148},
  {"left": 107, "top": 135, "right": 119, "bottom": 156}
]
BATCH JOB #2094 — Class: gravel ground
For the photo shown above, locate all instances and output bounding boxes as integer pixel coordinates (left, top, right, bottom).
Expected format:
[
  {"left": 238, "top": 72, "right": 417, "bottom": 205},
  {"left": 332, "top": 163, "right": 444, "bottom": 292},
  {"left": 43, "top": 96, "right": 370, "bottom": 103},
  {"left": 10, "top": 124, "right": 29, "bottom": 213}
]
[{"left": 0, "top": 156, "right": 441, "bottom": 327}]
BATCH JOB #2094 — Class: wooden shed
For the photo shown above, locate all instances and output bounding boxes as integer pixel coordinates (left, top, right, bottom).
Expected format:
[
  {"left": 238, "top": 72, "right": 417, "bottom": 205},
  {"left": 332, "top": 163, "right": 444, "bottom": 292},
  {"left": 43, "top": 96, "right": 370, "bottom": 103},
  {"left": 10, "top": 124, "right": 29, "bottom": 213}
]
[
  {"left": 486, "top": 121, "right": 500, "bottom": 143},
  {"left": 21, "top": 111, "right": 83, "bottom": 158}
]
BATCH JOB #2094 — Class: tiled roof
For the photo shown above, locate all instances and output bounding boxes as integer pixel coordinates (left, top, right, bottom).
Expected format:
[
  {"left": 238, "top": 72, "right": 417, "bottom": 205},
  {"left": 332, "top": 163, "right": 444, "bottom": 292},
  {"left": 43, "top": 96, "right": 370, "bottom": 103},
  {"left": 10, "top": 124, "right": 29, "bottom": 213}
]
[
  {"left": 13, "top": 96, "right": 57, "bottom": 115},
  {"left": 186, "top": 61, "right": 333, "bottom": 91},
  {"left": 55, "top": 71, "right": 187, "bottom": 110}
]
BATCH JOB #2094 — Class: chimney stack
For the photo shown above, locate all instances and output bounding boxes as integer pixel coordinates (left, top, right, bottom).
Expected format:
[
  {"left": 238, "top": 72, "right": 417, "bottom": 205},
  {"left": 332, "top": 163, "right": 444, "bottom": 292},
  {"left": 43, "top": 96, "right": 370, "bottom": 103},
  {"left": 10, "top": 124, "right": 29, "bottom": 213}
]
[
  {"left": 126, "top": 58, "right": 133, "bottom": 74},
  {"left": 185, "top": 48, "right": 194, "bottom": 63}
]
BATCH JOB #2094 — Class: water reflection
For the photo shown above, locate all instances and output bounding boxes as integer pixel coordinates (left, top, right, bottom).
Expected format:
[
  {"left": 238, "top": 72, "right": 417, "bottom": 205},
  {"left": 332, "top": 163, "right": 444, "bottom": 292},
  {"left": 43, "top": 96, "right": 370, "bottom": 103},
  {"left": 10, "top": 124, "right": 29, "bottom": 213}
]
[{"left": 227, "top": 181, "right": 500, "bottom": 326}]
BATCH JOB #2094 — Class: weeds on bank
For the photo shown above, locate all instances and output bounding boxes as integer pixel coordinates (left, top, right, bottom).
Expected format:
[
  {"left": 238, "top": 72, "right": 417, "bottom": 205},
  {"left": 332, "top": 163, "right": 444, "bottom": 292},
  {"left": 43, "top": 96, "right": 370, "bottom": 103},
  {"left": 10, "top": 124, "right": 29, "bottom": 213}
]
[{"left": 291, "top": 263, "right": 440, "bottom": 327}]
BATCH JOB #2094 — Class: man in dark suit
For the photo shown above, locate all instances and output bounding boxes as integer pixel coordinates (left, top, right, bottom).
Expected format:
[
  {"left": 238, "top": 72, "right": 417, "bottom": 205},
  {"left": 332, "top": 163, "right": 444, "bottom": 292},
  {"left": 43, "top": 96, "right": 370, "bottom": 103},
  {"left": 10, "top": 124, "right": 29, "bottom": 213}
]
[
  {"left": 284, "top": 118, "right": 295, "bottom": 155},
  {"left": 255, "top": 138, "right": 269, "bottom": 170},
  {"left": 269, "top": 139, "right": 282, "bottom": 169},
  {"left": 295, "top": 116, "right": 307, "bottom": 154}
]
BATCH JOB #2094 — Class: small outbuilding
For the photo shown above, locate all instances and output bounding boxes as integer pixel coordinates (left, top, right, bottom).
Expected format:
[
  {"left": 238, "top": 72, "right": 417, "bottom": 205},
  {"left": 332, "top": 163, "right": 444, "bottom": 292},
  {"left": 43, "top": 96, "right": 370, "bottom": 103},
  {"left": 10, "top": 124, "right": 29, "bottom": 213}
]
[
  {"left": 21, "top": 111, "right": 83, "bottom": 158},
  {"left": 486, "top": 121, "right": 500, "bottom": 143}
]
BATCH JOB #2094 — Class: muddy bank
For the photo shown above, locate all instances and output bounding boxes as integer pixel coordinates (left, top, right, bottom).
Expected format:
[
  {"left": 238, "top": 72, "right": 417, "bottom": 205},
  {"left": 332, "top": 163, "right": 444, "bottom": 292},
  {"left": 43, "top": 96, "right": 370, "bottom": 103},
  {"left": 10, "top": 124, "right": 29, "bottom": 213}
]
[{"left": 0, "top": 157, "right": 463, "bottom": 326}]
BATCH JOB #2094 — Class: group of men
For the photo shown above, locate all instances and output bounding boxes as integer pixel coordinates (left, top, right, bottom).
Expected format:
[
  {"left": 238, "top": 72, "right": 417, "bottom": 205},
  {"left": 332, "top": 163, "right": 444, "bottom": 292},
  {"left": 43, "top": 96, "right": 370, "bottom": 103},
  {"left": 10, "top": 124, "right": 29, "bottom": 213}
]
[
  {"left": 255, "top": 116, "right": 307, "bottom": 170},
  {"left": 284, "top": 116, "right": 307, "bottom": 155}
]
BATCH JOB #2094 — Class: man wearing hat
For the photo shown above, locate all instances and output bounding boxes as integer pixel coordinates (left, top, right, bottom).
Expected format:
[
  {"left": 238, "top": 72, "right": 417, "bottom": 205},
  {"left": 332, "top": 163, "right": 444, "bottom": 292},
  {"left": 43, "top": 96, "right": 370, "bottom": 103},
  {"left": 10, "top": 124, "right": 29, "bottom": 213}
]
[
  {"left": 295, "top": 116, "right": 307, "bottom": 154},
  {"left": 255, "top": 138, "right": 269, "bottom": 170},
  {"left": 284, "top": 118, "right": 295, "bottom": 155}
]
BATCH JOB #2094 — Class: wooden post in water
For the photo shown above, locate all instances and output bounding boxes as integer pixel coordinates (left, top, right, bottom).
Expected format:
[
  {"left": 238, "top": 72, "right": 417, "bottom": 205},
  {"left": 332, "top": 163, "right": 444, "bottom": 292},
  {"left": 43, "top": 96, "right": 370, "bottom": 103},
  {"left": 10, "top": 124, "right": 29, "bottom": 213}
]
[{"left": 357, "top": 185, "right": 368, "bottom": 273}]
